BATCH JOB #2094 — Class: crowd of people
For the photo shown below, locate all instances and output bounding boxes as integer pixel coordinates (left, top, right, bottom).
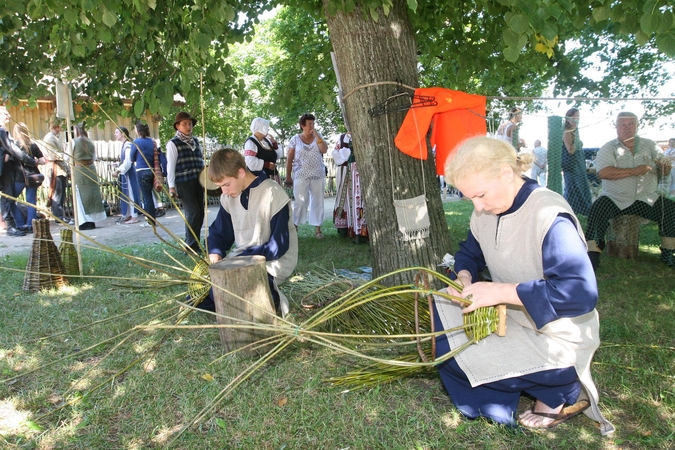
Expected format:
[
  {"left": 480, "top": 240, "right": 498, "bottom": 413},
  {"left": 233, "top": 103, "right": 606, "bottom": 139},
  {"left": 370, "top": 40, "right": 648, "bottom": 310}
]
[
  {"left": 1, "top": 106, "right": 47, "bottom": 236},
  {"left": 0, "top": 109, "right": 368, "bottom": 258}
]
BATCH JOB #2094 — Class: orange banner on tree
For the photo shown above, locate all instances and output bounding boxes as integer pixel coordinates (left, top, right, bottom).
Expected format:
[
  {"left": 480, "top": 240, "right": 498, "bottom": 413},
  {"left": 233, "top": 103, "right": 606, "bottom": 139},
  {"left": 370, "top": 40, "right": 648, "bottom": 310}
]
[{"left": 394, "top": 87, "right": 486, "bottom": 175}]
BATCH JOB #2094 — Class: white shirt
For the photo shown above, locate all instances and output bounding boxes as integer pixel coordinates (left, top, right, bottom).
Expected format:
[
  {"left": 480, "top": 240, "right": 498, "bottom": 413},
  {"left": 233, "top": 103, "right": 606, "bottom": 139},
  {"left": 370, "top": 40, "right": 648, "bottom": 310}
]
[{"left": 532, "top": 146, "right": 548, "bottom": 168}]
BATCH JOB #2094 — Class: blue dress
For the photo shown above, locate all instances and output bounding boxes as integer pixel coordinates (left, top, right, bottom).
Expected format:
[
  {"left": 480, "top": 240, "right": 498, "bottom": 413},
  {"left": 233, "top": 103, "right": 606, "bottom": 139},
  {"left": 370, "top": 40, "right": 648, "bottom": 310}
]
[
  {"left": 118, "top": 141, "right": 140, "bottom": 218},
  {"left": 562, "top": 134, "right": 592, "bottom": 216}
]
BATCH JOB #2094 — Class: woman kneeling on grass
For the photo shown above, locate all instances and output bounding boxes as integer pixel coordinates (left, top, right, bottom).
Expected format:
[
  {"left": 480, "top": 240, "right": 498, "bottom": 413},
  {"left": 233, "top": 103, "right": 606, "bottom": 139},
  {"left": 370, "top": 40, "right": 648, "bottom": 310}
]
[{"left": 433, "top": 136, "right": 614, "bottom": 435}]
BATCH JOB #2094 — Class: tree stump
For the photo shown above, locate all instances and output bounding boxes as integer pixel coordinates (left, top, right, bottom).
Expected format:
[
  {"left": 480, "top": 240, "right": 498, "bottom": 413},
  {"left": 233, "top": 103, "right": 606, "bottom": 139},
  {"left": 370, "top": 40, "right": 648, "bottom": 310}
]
[
  {"left": 208, "top": 255, "right": 277, "bottom": 356},
  {"left": 607, "top": 215, "right": 640, "bottom": 259}
]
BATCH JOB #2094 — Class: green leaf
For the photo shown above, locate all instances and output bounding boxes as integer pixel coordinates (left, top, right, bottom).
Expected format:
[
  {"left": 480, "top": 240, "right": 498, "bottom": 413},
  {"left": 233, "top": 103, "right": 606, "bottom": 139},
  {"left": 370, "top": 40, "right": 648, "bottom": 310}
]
[
  {"left": 502, "top": 28, "right": 520, "bottom": 48},
  {"left": 134, "top": 99, "right": 145, "bottom": 118},
  {"left": 156, "top": 81, "right": 173, "bottom": 105},
  {"left": 72, "top": 44, "right": 85, "bottom": 57},
  {"left": 547, "top": 3, "right": 563, "bottom": 20},
  {"left": 406, "top": 0, "right": 417, "bottom": 12},
  {"left": 369, "top": 6, "right": 379, "bottom": 22},
  {"left": 215, "top": 417, "right": 227, "bottom": 430},
  {"left": 99, "top": 29, "right": 112, "bottom": 43},
  {"left": 656, "top": 13, "right": 673, "bottom": 34},
  {"left": 571, "top": 14, "right": 585, "bottom": 29},
  {"left": 622, "top": 14, "right": 638, "bottom": 32},
  {"left": 147, "top": 0, "right": 157, "bottom": 10},
  {"left": 643, "top": 0, "right": 658, "bottom": 15},
  {"left": 64, "top": 7, "right": 78, "bottom": 26},
  {"left": 224, "top": 5, "right": 235, "bottom": 22},
  {"left": 503, "top": 46, "right": 520, "bottom": 62},
  {"left": 102, "top": 8, "right": 117, "bottom": 27},
  {"left": 655, "top": 31, "right": 675, "bottom": 56},
  {"left": 382, "top": 2, "right": 390, "bottom": 17},
  {"left": 541, "top": 22, "right": 557, "bottom": 42},
  {"left": 641, "top": 12, "right": 659, "bottom": 34},
  {"left": 509, "top": 14, "right": 530, "bottom": 35},
  {"left": 592, "top": 6, "right": 611, "bottom": 22},
  {"left": 517, "top": 33, "right": 528, "bottom": 51},
  {"left": 80, "top": 11, "right": 91, "bottom": 26},
  {"left": 24, "top": 420, "right": 43, "bottom": 431},
  {"left": 636, "top": 30, "right": 650, "bottom": 46},
  {"left": 196, "top": 32, "right": 211, "bottom": 49}
]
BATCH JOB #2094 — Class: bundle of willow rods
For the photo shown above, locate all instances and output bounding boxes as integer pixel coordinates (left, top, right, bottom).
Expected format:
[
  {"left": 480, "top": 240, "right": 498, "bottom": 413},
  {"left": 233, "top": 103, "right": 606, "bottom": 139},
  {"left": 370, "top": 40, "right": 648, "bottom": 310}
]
[{"left": 298, "top": 268, "right": 499, "bottom": 390}]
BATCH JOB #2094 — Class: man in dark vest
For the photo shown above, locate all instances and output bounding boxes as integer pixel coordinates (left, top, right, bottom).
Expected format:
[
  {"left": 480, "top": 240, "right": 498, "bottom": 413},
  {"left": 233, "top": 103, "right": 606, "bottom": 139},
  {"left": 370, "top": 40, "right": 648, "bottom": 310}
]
[{"left": 166, "top": 111, "right": 205, "bottom": 254}]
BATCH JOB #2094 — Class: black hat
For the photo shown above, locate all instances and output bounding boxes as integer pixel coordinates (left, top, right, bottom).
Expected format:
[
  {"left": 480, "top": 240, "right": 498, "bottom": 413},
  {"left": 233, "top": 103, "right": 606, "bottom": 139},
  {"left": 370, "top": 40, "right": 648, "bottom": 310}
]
[{"left": 173, "top": 111, "right": 197, "bottom": 130}]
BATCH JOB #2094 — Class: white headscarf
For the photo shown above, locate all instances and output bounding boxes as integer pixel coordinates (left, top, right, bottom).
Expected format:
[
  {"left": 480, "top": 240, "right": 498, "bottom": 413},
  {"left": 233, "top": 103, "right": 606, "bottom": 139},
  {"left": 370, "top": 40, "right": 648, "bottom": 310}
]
[{"left": 250, "top": 118, "right": 270, "bottom": 135}]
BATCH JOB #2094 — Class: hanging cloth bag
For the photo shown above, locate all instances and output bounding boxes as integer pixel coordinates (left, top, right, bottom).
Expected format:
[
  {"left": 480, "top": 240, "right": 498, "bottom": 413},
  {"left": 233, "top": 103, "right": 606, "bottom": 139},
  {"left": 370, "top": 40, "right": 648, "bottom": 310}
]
[
  {"left": 386, "top": 96, "right": 431, "bottom": 241},
  {"left": 393, "top": 194, "right": 430, "bottom": 241}
]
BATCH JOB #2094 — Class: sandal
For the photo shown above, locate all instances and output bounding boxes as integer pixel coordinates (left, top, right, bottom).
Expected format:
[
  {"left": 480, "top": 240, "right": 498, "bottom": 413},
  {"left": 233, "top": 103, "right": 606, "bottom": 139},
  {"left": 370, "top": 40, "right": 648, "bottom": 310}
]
[
  {"left": 519, "top": 399, "right": 590, "bottom": 429},
  {"left": 315, "top": 231, "right": 325, "bottom": 239}
]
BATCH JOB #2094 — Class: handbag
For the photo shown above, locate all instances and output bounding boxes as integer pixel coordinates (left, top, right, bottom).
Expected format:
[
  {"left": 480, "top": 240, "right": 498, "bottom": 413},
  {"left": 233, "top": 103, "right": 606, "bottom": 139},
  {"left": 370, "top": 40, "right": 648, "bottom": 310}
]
[
  {"left": 152, "top": 140, "right": 165, "bottom": 192},
  {"left": 23, "top": 165, "right": 45, "bottom": 187}
]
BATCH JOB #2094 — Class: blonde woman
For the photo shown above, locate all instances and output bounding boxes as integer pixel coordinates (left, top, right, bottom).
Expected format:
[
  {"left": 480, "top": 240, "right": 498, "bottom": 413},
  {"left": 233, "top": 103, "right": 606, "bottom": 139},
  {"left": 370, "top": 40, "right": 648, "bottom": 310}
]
[{"left": 433, "top": 136, "right": 613, "bottom": 435}]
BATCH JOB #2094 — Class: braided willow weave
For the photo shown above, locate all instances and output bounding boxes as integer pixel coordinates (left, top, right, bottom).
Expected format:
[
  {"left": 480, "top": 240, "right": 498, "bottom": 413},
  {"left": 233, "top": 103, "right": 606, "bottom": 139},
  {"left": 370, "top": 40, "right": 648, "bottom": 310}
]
[
  {"left": 23, "top": 219, "right": 67, "bottom": 292},
  {"left": 58, "top": 228, "right": 79, "bottom": 276},
  {"left": 187, "top": 259, "right": 211, "bottom": 304}
]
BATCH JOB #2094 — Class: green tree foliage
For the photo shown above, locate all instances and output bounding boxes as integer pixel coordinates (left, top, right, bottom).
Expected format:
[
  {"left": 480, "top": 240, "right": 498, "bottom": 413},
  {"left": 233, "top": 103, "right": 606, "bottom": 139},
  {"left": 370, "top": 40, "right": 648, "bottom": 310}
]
[
  {"left": 2, "top": 0, "right": 673, "bottom": 126},
  {"left": 223, "top": 6, "right": 343, "bottom": 146},
  {"left": 408, "top": 0, "right": 675, "bottom": 122},
  {"left": 158, "top": 6, "right": 343, "bottom": 149},
  {"left": 0, "top": 0, "right": 266, "bottom": 122}
]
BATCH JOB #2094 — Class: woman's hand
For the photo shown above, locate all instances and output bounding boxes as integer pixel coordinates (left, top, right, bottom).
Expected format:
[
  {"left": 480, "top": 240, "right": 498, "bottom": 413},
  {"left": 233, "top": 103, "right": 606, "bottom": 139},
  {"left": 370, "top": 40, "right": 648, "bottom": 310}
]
[{"left": 447, "top": 270, "right": 471, "bottom": 302}]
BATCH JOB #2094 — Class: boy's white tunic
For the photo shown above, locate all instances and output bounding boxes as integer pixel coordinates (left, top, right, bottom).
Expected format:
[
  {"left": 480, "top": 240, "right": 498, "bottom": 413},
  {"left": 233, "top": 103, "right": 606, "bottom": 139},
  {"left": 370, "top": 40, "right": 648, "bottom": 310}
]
[
  {"left": 435, "top": 189, "right": 614, "bottom": 435},
  {"left": 220, "top": 178, "right": 298, "bottom": 312}
]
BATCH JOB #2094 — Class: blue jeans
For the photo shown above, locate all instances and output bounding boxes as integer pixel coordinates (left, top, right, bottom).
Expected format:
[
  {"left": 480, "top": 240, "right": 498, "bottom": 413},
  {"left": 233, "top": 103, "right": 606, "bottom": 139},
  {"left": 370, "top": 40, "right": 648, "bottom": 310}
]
[
  {"left": 138, "top": 170, "right": 156, "bottom": 222},
  {"left": 11, "top": 179, "right": 27, "bottom": 228},
  {"left": 24, "top": 185, "right": 38, "bottom": 226}
]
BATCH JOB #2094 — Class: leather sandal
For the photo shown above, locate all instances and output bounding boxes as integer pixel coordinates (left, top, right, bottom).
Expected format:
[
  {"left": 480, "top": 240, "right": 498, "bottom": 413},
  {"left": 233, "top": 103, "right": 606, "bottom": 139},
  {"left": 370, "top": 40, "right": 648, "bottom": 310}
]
[{"left": 519, "top": 399, "right": 590, "bottom": 429}]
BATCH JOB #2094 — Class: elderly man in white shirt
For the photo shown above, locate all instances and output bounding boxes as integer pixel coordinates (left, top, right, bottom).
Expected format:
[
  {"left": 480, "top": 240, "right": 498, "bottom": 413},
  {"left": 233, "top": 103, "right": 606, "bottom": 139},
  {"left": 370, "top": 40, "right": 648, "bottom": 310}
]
[
  {"left": 531, "top": 139, "right": 548, "bottom": 186},
  {"left": 585, "top": 112, "right": 675, "bottom": 270}
]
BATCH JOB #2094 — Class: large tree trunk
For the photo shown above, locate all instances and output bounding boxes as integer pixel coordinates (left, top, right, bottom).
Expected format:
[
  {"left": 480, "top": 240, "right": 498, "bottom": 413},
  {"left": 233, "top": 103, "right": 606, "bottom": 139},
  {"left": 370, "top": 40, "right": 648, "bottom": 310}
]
[{"left": 325, "top": 0, "right": 451, "bottom": 283}]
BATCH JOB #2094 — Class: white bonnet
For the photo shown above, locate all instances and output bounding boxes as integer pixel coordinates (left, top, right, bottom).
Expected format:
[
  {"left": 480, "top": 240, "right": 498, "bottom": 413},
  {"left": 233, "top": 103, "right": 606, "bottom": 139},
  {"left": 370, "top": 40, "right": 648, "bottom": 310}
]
[{"left": 250, "top": 117, "right": 270, "bottom": 135}]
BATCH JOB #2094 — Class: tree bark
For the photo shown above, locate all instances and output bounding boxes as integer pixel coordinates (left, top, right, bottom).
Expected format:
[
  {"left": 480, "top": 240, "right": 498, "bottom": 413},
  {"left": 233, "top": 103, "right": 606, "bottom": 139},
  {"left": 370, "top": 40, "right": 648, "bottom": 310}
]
[{"left": 325, "top": 0, "right": 451, "bottom": 284}]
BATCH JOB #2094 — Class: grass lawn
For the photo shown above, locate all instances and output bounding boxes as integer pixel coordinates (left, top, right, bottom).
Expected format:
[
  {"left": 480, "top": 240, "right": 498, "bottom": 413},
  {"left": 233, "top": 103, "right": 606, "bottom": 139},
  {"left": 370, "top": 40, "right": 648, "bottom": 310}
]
[{"left": 0, "top": 199, "right": 673, "bottom": 449}]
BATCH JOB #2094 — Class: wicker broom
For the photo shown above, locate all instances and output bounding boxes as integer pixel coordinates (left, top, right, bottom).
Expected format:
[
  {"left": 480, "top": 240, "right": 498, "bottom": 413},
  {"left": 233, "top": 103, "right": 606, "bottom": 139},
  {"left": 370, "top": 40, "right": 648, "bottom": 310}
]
[
  {"left": 23, "top": 219, "right": 68, "bottom": 292},
  {"left": 58, "top": 228, "right": 79, "bottom": 276}
]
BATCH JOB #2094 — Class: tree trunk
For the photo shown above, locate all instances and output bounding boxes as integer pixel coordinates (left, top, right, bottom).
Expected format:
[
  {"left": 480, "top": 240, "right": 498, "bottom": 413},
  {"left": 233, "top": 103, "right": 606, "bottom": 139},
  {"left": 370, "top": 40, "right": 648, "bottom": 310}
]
[{"left": 325, "top": 0, "right": 451, "bottom": 284}]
